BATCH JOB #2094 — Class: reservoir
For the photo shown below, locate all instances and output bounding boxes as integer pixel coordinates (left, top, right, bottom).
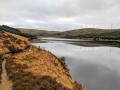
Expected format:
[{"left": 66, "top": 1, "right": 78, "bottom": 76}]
[{"left": 33, "top": 37, "right": 120, "bottom": 90}]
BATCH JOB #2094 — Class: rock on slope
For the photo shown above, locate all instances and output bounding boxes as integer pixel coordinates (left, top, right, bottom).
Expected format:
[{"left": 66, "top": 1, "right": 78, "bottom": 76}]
[{"left": 0, "top": 30, "right": 83, "bottom": 90}]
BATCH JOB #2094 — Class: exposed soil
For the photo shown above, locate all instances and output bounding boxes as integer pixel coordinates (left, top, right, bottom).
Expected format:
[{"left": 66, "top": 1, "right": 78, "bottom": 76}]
[{"left": 0, "top": 59, "right": 12, "bottom": 90}]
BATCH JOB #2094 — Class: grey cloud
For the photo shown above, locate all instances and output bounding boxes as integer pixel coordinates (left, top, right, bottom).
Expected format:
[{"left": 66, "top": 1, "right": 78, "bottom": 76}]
[{"left": 0, "top": 0, "right": 120, "bottom": 30}]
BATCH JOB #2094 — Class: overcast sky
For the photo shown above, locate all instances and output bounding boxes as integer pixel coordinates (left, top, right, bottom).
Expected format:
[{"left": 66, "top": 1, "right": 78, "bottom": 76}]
[{"left": 0, "top": 0, "right": 120, "bottom": 31}]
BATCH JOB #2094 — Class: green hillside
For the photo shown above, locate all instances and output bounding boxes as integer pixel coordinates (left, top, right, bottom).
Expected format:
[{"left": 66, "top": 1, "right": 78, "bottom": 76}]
[
  {"left": 64, "top": 29, "right": 120, "bottom": 41},
  {"left": 50, "top": 28, "right": 120, "bottom": 37}
]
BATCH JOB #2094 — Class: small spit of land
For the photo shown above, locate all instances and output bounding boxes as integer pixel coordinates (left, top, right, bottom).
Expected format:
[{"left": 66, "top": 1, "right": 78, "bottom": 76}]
[{"left": 0, "top": 30, "right": 83, "bottom": 90}]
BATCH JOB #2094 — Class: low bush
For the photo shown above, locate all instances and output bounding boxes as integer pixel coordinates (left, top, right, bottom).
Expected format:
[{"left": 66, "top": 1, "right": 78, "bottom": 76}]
[{"left": 59, "top": 56, "right": 69, "bottom": 71}]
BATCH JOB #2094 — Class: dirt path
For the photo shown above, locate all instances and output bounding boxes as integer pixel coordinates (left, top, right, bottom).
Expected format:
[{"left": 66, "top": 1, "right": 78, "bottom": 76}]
[{"left": 0, "top": 59, "right": 12, "bottom": 90}]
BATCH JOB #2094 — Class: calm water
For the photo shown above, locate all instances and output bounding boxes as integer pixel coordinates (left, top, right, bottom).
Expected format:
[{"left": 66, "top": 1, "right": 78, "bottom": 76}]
[{"left": 33, "top": 37, "right": 120, "bottom": 90}]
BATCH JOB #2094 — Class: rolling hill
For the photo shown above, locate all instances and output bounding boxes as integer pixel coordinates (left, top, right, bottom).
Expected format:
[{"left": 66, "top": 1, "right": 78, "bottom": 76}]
[
  {"left": 17, "top": 28, "right": 60, "bottom": 36},
  {"left": 49, "top": 28, "right": 120, "bottom": 37}
]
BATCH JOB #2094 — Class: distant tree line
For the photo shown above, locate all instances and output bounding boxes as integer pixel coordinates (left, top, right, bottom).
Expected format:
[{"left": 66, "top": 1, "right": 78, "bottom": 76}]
[
  {"left": 64, "top": 31, "right": 120, "bottom": 41},
  {"left": 0, "top": 25, "right": 36, "bottom": 40}
]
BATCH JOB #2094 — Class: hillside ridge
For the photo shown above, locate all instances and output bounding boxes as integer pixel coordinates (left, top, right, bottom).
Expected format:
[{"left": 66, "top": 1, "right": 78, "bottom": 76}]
[{"left": 17, "top": 28, "right": 60, "bottom": 36}]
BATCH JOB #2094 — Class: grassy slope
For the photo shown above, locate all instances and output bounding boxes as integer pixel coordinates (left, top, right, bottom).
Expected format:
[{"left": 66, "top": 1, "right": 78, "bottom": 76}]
[
  {"left": 0, "top": 30, "right": 83, "bottom": 90},
  {"left": 17, "top": 28, "right": 60, "bottom": 35},
  {"left": 0, "top": 30, "right": 31, "bottom": 83}
]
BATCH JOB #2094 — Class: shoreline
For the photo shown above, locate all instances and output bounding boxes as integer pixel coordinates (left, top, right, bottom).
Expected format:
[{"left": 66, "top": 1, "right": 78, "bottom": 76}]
[{"left": 31, "top": 37, "right": 120, "bottom": 44}]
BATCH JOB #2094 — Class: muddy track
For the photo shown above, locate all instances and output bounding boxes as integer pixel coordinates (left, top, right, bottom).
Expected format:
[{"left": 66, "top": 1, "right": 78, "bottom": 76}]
[{"left": 0, "top": 59, "right": 12, "bottom": 90}]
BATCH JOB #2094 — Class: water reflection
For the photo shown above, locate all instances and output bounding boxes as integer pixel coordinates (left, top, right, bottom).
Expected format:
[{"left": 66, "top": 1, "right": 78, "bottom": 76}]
[{"left": 33, "top": 38, "right": 120, "bottom": 90}]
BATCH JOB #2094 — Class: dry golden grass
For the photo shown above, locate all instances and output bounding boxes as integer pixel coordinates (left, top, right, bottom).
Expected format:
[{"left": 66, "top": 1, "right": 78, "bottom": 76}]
[{"left": 13, "top": 49, "right": 75, "bottom": 89}]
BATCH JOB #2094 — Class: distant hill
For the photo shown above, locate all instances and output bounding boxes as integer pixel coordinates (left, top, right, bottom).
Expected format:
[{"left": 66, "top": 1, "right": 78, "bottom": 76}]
[
  {"left": 4, "top": 26, "right": 120, "bottom": 41},
  {"left": 49, "top": 28, "right": 120, "bottom": 37},
  {"left": 16, "top": 28, "right": 120, "bottom": 41},
  {"left": 17, "top": 28, "right": 60, "bottom": 36}
]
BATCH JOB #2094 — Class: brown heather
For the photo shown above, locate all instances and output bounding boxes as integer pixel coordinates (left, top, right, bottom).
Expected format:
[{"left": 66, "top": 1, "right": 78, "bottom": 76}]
[{"left": 0, "top": 30, "right": 83, "bottom": 90}]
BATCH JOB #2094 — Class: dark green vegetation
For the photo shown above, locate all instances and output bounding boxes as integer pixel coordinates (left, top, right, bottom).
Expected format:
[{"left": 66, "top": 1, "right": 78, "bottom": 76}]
[
  {"left": 45, "top": 28, "right": 120, "bottom": 41},
  {"left": 59, "top": 56, "right": 66, "bottom": 63},
  {"left": 64, "top": 30, "right": 120, "bottom": 41},
  {"left": 48, "top": 28, "right": 120, "bottom": 37},
  {"left": 0, "top": 25, "right": 36, "bottom": 40},
  {"left": 59, "top": 56, "right": 69, "bottom": 71}
]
